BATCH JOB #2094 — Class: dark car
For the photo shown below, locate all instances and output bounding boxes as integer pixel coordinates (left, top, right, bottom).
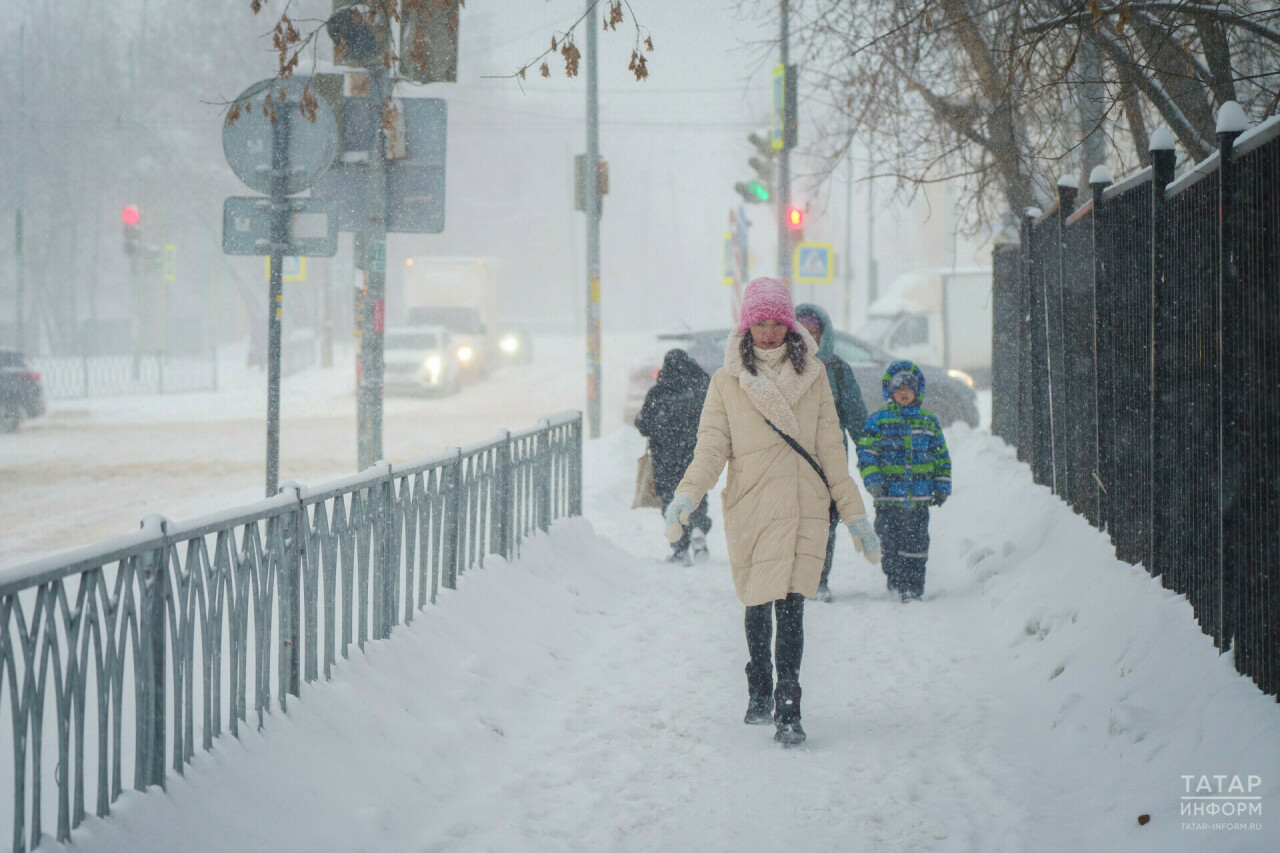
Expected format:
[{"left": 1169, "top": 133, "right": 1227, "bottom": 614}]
[
  {"left": 0, "top": 348, "right": 46, "bottom": 432},
  {"left": 624, "top": 327, "right": 980, "bottom": 428}
]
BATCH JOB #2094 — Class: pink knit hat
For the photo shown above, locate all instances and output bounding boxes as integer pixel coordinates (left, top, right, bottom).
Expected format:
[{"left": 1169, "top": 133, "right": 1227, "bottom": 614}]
[{"left": 738, "top": 276, "right": 796, "bottom": 333}]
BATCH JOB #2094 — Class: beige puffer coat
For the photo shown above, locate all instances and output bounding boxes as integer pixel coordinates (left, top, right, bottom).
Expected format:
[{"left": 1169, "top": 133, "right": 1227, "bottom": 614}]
[{"left": 674, "top": 329, "right": 868, "bottom": 606}]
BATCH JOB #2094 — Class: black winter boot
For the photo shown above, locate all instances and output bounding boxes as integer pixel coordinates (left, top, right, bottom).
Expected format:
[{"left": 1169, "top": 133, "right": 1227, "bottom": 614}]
[
  {"left": 773, "top": 680, "right": 806, "bottom": 746},
  {"left": 744, "top": 661, "right": 773, "bottom": 724}
]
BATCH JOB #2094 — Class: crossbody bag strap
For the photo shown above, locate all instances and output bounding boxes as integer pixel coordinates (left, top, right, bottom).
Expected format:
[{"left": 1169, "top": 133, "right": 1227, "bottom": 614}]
[{"left": 762, "top": 416, "right": 829, "bottom": 488}]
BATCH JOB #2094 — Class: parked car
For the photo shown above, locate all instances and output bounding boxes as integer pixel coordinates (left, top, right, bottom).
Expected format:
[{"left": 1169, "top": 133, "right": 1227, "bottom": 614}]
[
  {"left": 623, "top": 327, "right": 980, "bottom": 428},
  {"left": 382, "top": 326, "right": 462, "bottom": 396},
  {"left": 0, "top": 348, "right": 46, "bottom": 432}
]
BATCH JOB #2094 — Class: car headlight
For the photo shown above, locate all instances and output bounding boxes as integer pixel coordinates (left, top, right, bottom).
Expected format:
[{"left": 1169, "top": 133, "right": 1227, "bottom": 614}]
[
  {"left": 457, "top": 346, "right": 474, "bottom": 363},
  {"left": 424, "top": 355, "right": 441, "bottom": 373},
  {"left": 499, "top": 334, "right": 520, "bottom": 354},
  {"left": 946, "top": 368, "right": 975, "bottom": 388}
]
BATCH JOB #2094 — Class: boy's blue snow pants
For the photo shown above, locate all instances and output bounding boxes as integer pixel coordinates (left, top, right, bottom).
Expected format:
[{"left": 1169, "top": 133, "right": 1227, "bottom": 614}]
[{"left": 875, "top": 506, "right": 931, "bottom": 599}]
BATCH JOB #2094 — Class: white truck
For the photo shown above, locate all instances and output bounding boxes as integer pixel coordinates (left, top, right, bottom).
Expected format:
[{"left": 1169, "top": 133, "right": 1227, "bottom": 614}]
[
  {"left": 857, "top": 266, "right": 993, "bottom": 387},
  {"left": 399, "top": 256, "right": 533, "bottom": 380}
]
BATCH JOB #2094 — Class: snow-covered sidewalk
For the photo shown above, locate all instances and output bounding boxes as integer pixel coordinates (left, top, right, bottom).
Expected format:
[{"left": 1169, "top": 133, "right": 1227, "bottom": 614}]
[{"left": 56, "top": 425, "right": 1280, "bottom": 852}]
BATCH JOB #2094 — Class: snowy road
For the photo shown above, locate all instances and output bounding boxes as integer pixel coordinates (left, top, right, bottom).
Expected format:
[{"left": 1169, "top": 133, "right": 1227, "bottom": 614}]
[
  {"left": 37, "top": 416, "right": 1280, "bottom": 852},
  {"left": 0, "top": 336, "right": 645, "bottom": 567}
]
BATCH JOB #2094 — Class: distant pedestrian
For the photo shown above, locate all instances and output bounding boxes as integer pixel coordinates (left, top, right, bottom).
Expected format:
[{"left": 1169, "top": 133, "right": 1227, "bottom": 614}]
[
  {"left": 665, "top": 277, "right": 880, "bottom": 747},
  {"left": 635, "top": 348, "right": 712, "bottom": 565},
  {"left": 795, "top": 302, "right": 868, "bottom": 602},
  {"left": 856, "top": 359, "right": 952, "bottom": 601}
]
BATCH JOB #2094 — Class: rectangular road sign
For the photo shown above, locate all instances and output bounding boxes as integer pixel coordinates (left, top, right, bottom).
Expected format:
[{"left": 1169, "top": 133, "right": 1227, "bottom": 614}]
[
  {"left": 793, "top": 242, "right": 835, "bottom": 284},
  {"left": 222, "top": 197, "right": 338, "bottom": 257},
  {"left": 312, "top": 97, "right": 447, "bottom": 234}
]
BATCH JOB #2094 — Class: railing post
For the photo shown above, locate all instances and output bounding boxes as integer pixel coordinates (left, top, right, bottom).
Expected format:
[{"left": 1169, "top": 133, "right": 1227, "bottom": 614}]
[
  {"left": 373, "top": 461, "right": 394, "bottom": 640},
  {"left": 1090, "top": 166, "right": 1115, "bottom": 530},
  {"left": 537, "top": 420, "right": 553, "bottom": 532},
  {"left": 1053, "top": 176, "right": 1078, "bottom": 502},
  {"left": 443, "top": 448, "right": 462, "bottom": 589},
  {"left": 496, "top": 430, "right": 513, "bottom": 560},
  {"left": 137, "top": 514, "right": 169, "bottom": 792},
  {"left": 279, "top": 482, "right": 304, "bottom": 704},
  {"left": 1018, "top": 208, "right": 1038, "bottom": 465},
  {"left": 571, "top": 414, "right": 583, "bottom": 517},
  {"left": 1148, "top": 129, "right": 1177, "bottom": 577},
  {"left": 1216, "top": 103, "right": 1247, "bottom": 654}
]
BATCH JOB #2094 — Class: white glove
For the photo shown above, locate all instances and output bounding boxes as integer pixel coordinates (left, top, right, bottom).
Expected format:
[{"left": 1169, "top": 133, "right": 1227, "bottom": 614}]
[
  {"left": 664, "top": 496, "right": 694, "bottom": 543},
  {"left": 847, "top": 515, "right": 881, "bottom": 565}
]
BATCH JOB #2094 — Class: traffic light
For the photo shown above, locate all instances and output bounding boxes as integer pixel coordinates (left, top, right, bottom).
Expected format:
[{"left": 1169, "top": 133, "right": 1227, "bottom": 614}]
[
  {"left": 735, "top": 131, "right": 775, "bottom": 204},
  {"left": 122, "top": 205, "right": 141, "bottom": 254},
  {"left": 786, "top": 205, "right": 804, "bottom": 243},
  {"left": 327, "top": 1, "right": 392, "bottom": 69}
]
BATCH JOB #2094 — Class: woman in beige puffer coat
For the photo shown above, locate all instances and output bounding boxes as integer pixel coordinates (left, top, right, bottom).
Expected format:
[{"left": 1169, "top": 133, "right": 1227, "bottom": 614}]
[{"left": 664, "top": 277, "right": 881, "bottom": 747}]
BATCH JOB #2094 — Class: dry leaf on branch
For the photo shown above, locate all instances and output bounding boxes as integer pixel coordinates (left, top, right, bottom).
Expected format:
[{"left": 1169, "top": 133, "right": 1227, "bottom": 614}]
[
  {"left": 540, "top": 62, "right": 551, "bottom": 78},
  {"left": 561, "top": 38, "right": 581, "bottom": 77}
]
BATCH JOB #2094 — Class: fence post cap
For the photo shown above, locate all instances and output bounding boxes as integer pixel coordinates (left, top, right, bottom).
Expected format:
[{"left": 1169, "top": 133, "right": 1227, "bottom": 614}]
[
  {"left": 277, "top": 480, "right": 307, "bottom": 500},
  {"left": 139, "top": 514, "right": 169, "bottom": 536},
  {"left": 1088, "top": 165, "right": 1114, "bottom": 186},
  {"left": 1216, "top": 101, "right": 1249, "bottom": 135},
  {"left": 1023, "top": 206, "right": 1042, "bottom": 220},
  {"left": 1149, "top": 127, "right": 1176, "bottom": 152},
  {"left": 1056, "top": 173, "right": 1079, "bottom": 189}
]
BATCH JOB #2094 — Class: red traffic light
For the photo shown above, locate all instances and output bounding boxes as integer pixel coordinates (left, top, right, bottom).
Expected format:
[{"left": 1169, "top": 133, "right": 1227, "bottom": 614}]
[
  {"left": 787, "top": 207, "right": 803, "bottom": 229},
  {"left": 121, "top": 205, "right": 140, "bottom": 226}
]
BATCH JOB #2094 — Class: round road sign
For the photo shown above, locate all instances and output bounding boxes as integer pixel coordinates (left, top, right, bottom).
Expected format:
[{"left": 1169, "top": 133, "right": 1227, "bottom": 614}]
[{"left": 223, "top": 77, "right": 339, "bottom": 196}]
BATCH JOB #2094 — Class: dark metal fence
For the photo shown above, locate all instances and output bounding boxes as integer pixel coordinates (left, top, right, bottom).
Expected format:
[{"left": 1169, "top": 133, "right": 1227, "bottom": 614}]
[
  {"left": 991, "top": 111, "right": 1280, "bottom": 699},
  {"left": 0, "top": 411, "right": 583, "bottom": 852}
]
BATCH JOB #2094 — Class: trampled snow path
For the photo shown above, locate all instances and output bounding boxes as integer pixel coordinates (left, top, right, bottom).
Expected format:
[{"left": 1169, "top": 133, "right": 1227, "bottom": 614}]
[{"left": 53, "top": 425, "right": 1280, "bottom": 852}]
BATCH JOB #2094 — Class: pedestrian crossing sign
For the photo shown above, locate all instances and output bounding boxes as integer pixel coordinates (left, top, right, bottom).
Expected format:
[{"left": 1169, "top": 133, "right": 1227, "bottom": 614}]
[{"left": 793, "top": 242, "right": 834, "bottom": 283}]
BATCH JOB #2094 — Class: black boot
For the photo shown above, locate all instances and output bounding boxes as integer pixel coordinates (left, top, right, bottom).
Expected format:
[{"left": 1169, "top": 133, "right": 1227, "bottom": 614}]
[
  {"left": 744, "top": 661, "right": 773, "bottom": 724},
  {"left": 773, "top": 680, "right": 806, "bottom": 746}
]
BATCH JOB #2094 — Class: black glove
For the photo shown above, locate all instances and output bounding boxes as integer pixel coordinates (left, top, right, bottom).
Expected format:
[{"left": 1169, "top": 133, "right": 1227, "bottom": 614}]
[
  {"left": 933, "top": 491, "right": 948, "bottom": 507},
  {"left": 868, "top": 482, "right": 887, "bottom": 499}
]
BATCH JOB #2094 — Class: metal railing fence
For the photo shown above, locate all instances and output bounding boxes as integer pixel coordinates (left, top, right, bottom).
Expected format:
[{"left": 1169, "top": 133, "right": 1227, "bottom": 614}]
[
  {"left": 0, "top": 411, "right": 583, "bottom": 852},
  {"left": 991, "top": 112, "right": 1280, "bottom": 699},
  {"left": 31, "top": 353, "right": 218, "bottom": 400}
]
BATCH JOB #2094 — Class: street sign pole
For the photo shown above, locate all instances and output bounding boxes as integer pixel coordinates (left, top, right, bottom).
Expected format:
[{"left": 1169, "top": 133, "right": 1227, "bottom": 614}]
[
  {"left": 585, "top": 0, "right": 602, "bottom": 440},
  {"left": 357, "top": 68, "right": 391, "bottom": 469},
  {"left": 266, "top": 103, "right": 292, "bottom": 497}
]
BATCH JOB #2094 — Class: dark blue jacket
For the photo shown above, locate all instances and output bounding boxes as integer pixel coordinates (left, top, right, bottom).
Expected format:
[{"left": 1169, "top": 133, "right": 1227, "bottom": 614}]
[{"left": 795, "top": 302, "right": 867, "bottom": 447}]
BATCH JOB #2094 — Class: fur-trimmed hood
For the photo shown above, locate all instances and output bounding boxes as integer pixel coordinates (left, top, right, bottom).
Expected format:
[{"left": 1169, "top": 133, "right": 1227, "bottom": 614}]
[
  {"left": 794, "top": 302, "right": 836, "bottom": 362},
  {"left": 722, "top": 327, "right": 823, "bottom": 438}
]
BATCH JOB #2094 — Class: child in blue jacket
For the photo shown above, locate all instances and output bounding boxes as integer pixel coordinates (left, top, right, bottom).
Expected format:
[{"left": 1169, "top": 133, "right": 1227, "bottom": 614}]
[{"left": 856, "top": 360, "right": 951, "bottom": 600}]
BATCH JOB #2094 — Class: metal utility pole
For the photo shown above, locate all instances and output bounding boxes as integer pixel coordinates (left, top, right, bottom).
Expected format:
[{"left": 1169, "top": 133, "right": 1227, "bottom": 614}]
[
  {"left": 584, "top": 0, "right": 602, "bottom": 439},
  {"left": 357, "top": 69, "right": 392, "bottom": 469},
  {"left": 265, "top": 100, "right": 292, "bottom": 497},
  {"left": 776, "top": 1, "right": 792, "bottom": 283},
  {"left": 866, "top": 173, "right": 879, "bottom": 306},
  {"left": 843, "top": 147, "right": 854, "bottom": 331},
  {"left": 14, "top": 22, "right": 26, "bottom": 353}
]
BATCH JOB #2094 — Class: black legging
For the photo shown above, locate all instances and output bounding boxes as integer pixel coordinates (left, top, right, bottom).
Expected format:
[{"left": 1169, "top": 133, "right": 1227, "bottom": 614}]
[{"left": 744, "top": 593, "right": 805, "bottom": 693}]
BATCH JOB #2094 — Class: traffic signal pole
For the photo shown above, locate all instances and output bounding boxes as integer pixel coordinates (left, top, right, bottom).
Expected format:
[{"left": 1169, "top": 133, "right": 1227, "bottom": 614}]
[
  {"left": 357, "top": 68, "right": 391, "bottom": 469},
  {"left": 584, "top": 0, "right": 602, "bottom": 439},
  {"left": 776, "top": 1, "right": 791, "bottom": 284}
]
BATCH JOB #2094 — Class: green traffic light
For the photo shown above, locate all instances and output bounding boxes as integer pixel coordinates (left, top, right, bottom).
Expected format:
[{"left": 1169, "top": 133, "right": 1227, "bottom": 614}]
[{"left": 748, "top": 181, "right": 769, "bottom": 201}]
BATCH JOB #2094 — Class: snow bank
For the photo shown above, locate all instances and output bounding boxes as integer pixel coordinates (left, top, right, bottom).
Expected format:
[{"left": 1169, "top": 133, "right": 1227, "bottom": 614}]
[{"left": 49, "top": 422, "right": 1280, "bottom": 853}]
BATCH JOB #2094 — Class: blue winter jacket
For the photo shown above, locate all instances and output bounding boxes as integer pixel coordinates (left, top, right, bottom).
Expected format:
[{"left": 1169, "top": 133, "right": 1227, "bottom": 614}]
[{"left": 857, "top": 360, "right": 952, "bottom": 508}]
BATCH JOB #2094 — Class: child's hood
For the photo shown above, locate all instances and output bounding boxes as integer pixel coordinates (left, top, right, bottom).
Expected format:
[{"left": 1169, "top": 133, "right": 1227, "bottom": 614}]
[{"left": 881, "top": 359, "right": 927, "bottom": 401}]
